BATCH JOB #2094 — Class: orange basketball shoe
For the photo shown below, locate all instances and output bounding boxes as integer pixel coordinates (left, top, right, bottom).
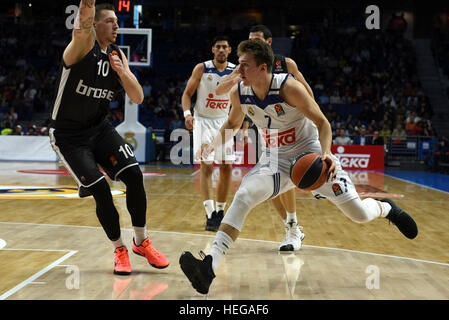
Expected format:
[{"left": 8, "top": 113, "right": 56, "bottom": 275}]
[
  {"left": 132, "top": 238, "right": 169, "bottom": 269},
  {"left": 113, "top": 246, "right": 132, "bottom": 275}
]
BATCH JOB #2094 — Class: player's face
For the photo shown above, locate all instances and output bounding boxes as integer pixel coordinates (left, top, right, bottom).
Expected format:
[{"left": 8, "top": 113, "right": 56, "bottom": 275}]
[
  {"left": 249, "top": 32, "right": 272, "bottom": 46},
  {"left": 212, "top": 41, "right": 231, "bottom": 64},
  {"left": 94, "top": 10, "right": 119, "bottom": 44},
  {"left": 238, "top": 52, "right": 266, "bottom": 86}
]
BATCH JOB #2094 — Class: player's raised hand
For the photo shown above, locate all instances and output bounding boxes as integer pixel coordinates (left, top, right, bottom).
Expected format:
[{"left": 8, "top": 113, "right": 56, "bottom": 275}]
[{"left": 109, "top": 52, "right": 125, "bottom": 76}]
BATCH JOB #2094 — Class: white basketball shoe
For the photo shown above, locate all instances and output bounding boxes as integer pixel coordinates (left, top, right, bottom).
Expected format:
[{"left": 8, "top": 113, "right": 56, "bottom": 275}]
[{"left": 279, "top": 221, "right": 305, "bottom": 251}]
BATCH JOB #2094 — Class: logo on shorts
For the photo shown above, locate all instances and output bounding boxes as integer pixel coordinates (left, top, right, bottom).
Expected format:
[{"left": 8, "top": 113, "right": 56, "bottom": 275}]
[
  {"left": 109, "top": 155, "right": 118, "bottom": 166},
  {"left": 274, "top": 104, "right": 285, "bottom": 116},
  {"left": 248, "top": 106, "right": 255, "bottom": 116},
  {"left": 332, "top": 183, "right": 343, "bottom": 196},
  {"left": 226, "top": 147, "right": 232, "bottom": 155}
]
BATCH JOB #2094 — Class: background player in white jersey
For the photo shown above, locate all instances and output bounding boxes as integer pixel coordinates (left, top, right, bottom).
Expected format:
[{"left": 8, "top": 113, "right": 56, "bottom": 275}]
[
  {"left": 182, "top": 36, "right": 236, "bottom": 231},
  {"left": 180, "top": 40, "right": 418, "bottom": 295},
  {"left": 216, "top": 25, "right": 313, "bottom": 251}
]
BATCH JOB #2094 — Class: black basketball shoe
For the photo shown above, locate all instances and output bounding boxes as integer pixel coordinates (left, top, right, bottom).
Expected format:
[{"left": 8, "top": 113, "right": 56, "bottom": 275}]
[
  {"left": 78, "top": 186, "right": 92, "bottom": 198},
  {"left": 179, "top": 251, "right": 215, "bottom": 294},
  {"left": 381, "top": 198, "right": 418, "bottom": 239},
  {"left": 205, "top": 210, "right": 223, "bottom": 231}
]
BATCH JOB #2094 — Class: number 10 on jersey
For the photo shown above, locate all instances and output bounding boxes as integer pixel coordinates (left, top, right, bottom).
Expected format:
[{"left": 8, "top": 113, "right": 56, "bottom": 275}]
[{"left": 97, "top": 60, "right": 110, "bottom": 77}]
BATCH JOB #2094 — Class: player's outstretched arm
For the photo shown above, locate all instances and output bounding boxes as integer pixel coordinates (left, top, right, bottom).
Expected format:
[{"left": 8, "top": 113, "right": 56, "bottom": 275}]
[
  {"left": 215, "top": 65, "right": 242, "bottom": 95},
  {"left": 181, "top": 63, "right": 204, "bottom": 130},
  {"left": 110, "top": 49, "right": 144, "bottom": 104},
  {"left": 281, "top": 78, "right": 336, "bottom": 181},
  {"left": 63, "top": 0, "right": 96, "bottom": 67}
]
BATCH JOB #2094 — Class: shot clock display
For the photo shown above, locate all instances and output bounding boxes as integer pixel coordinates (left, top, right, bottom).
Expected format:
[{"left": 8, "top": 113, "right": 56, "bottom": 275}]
[{"left": 115, "top": 0, "right": 134, "bottom": 14}]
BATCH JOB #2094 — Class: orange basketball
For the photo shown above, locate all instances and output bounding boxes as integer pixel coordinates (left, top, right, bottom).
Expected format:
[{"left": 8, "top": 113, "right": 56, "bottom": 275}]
[{"left": 290, "top": 152, "right": 328, "bottom": 190}]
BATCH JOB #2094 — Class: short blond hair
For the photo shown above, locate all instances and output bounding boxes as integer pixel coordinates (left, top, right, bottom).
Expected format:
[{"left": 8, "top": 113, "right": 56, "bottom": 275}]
[{"left": 237, "top": 40, "right": 273, "bottom": 72}]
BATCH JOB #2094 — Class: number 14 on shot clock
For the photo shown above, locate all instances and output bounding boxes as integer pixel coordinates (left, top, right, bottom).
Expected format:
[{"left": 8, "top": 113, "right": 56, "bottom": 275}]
[{"left": 116, "top": 0, "right": 134, "bottom": 14}]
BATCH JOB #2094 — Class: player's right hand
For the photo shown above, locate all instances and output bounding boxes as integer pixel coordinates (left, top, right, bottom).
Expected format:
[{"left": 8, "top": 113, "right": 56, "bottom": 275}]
[
  {"left": 321, "top": 153, "right": 337, "bottom": 182},
  {"left": 185, "top": 115, "right": 194, "bottom": 130},
  {"left": 232, "top": 65, "right": 243, "bottom": 83},
  {"left": 195, "top": 143, "right": 213, "bottom": 161}
]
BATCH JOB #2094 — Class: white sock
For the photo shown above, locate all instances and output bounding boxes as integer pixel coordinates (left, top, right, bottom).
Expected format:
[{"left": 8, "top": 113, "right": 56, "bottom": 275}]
[
  {"left": 112, "top": 238, "right": 125, "bottom": 249},
  {"left": 216, "top": 201, "right": 226, "bottom": 212},
  {"left": 209, "top": 231, "right": 233, "bottom": 273},
  {"left": 285, "top": 211, "right": 297, "bottom": 225},
  {"left": 133, "top": 226, "right": 146, "bottom": 245},
  {"left": 204, "top": 200, "right": 215, "bottom": 218},
  {"left": 378, "top": 200, "right": 392, "bottom": 218}
]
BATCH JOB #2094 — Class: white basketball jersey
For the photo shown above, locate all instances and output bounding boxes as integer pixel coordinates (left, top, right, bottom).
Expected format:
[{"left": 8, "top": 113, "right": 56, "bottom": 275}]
[
  {"left": 194, "top": 60, "right": 236, "bottom": 119},
  {"left": 239, "top": 73, "right": 320, "bottom": 158}
]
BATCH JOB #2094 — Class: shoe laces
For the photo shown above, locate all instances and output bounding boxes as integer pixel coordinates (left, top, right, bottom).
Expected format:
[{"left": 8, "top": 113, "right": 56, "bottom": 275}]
[
  {"left": 199, "top": 250, "right": 207, "bottom": 260},
  {"left": 141, "top": 239, "right": 163, "bottom": 259},
  {"left": 115, "top": 247, "right": 128, "bottom": 262}
]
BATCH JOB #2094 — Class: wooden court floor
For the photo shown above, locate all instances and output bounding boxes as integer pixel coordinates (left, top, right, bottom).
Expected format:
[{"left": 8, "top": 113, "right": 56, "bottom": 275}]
[{"left": 0, "top": 161, "right": 448, "bottom": 300}]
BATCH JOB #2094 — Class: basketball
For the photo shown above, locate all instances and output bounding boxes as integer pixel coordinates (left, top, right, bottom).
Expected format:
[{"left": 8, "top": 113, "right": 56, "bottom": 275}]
[{"left": 290, "top": 152, "right": 328, "bottom": 190}]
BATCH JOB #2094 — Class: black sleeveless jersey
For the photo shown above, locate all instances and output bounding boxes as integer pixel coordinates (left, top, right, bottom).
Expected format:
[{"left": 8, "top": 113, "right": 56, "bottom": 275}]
[
  {"left": 272, "top": 54, "right": 288, "bottom": 74},
  {"left": 51, "top": 42, "right": 123, "bottom": 130}
]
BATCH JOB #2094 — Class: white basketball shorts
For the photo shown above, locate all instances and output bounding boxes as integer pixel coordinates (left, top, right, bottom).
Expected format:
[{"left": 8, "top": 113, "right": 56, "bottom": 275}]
[{"left": 193, "top": 115, "right": 235, "bottom": 163}]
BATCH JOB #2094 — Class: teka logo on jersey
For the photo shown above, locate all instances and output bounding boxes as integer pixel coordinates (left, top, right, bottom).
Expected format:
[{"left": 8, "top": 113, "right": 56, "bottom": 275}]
[
  {"left": 76, "top": 79, "right": 115, "bottom": 101},
  {"left": 261, "top": 127, "right": 296, "bottom": 148},
  {"left": 205, "top": 93, "right": 229, "bottom": 110},
  {"left": 334, "top": 146, "right": 370, "bottom": 168}
]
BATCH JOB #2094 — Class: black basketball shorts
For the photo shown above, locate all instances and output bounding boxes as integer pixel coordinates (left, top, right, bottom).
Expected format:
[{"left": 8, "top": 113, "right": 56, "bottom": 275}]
[{"left": 49, "top": 120, "right": 139, "bottom": 188}]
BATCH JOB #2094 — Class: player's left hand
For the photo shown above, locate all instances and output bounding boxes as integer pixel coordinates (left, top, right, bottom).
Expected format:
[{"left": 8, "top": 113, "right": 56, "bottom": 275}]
[
  {"left": 109, "top": 53, "right": 125, "bottom": 77},
  {"left": 321, "top": 152, "right": 337, "bottom": 182}
]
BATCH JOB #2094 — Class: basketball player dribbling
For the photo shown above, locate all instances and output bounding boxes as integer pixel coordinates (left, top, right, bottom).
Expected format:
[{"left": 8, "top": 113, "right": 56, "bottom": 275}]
[
  {"left": 182, "top": 36, "right": 236, "bottom": 231},
  {"left": 180, "top": 40, "right": 418, "bottom": 295},
  {"left": 49, "top": 1, "right": 169, "bottom": 275},
  {"left": 216, "top": 25, "right": 314, "bottom": 251}
]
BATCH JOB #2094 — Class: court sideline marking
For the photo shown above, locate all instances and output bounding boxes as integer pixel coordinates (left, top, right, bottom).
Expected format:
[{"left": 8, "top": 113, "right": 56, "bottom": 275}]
[
  {"left": 0, "top": 249, "right": 77, "bottom": 300},
  {"left": 1, "top": 221, "right": 448, "bottom": 267}
]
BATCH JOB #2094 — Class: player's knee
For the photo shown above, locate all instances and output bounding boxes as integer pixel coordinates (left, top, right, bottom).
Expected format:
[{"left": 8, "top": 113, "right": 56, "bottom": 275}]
[
  {"left": 201, "top": 163, "right": 214, "bottom": 176},
  {"left": 234, "top": 184, "right": 262, "bottom": 208},
  {"left": 88, "top": 178, "right": 113, "bottom": 203},
  {"left": 118, "top": 165, "right": 143, "bottom": 186},
  {"left": 234, "top": 185, "right": 250, "bottom": 203}
]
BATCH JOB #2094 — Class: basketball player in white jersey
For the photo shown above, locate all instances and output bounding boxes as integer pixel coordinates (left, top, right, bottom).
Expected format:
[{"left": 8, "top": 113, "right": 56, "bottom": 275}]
[
  {"left": 216, "top": 25, "right": 312, "bottom": 251},
  {"left": 182, "top": 36, "right": 236, "bottom": 231},
  {"left": 180, "top": 40, "right": 418, "bottom": 294}
]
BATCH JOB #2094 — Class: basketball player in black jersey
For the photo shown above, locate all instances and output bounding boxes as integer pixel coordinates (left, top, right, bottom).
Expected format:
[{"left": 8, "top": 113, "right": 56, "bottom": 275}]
[
  {"left": 216, "top": 25, "right": 313, "bottom": 252},
  {"left": 49, "top": 1, "right": 169, "bottom": 275}
]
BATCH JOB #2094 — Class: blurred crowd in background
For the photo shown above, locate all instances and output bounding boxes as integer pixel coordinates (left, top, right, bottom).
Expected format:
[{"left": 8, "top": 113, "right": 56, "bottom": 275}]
[{"left": 0, "top": 4, "right": 448, "bottom": 168}]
